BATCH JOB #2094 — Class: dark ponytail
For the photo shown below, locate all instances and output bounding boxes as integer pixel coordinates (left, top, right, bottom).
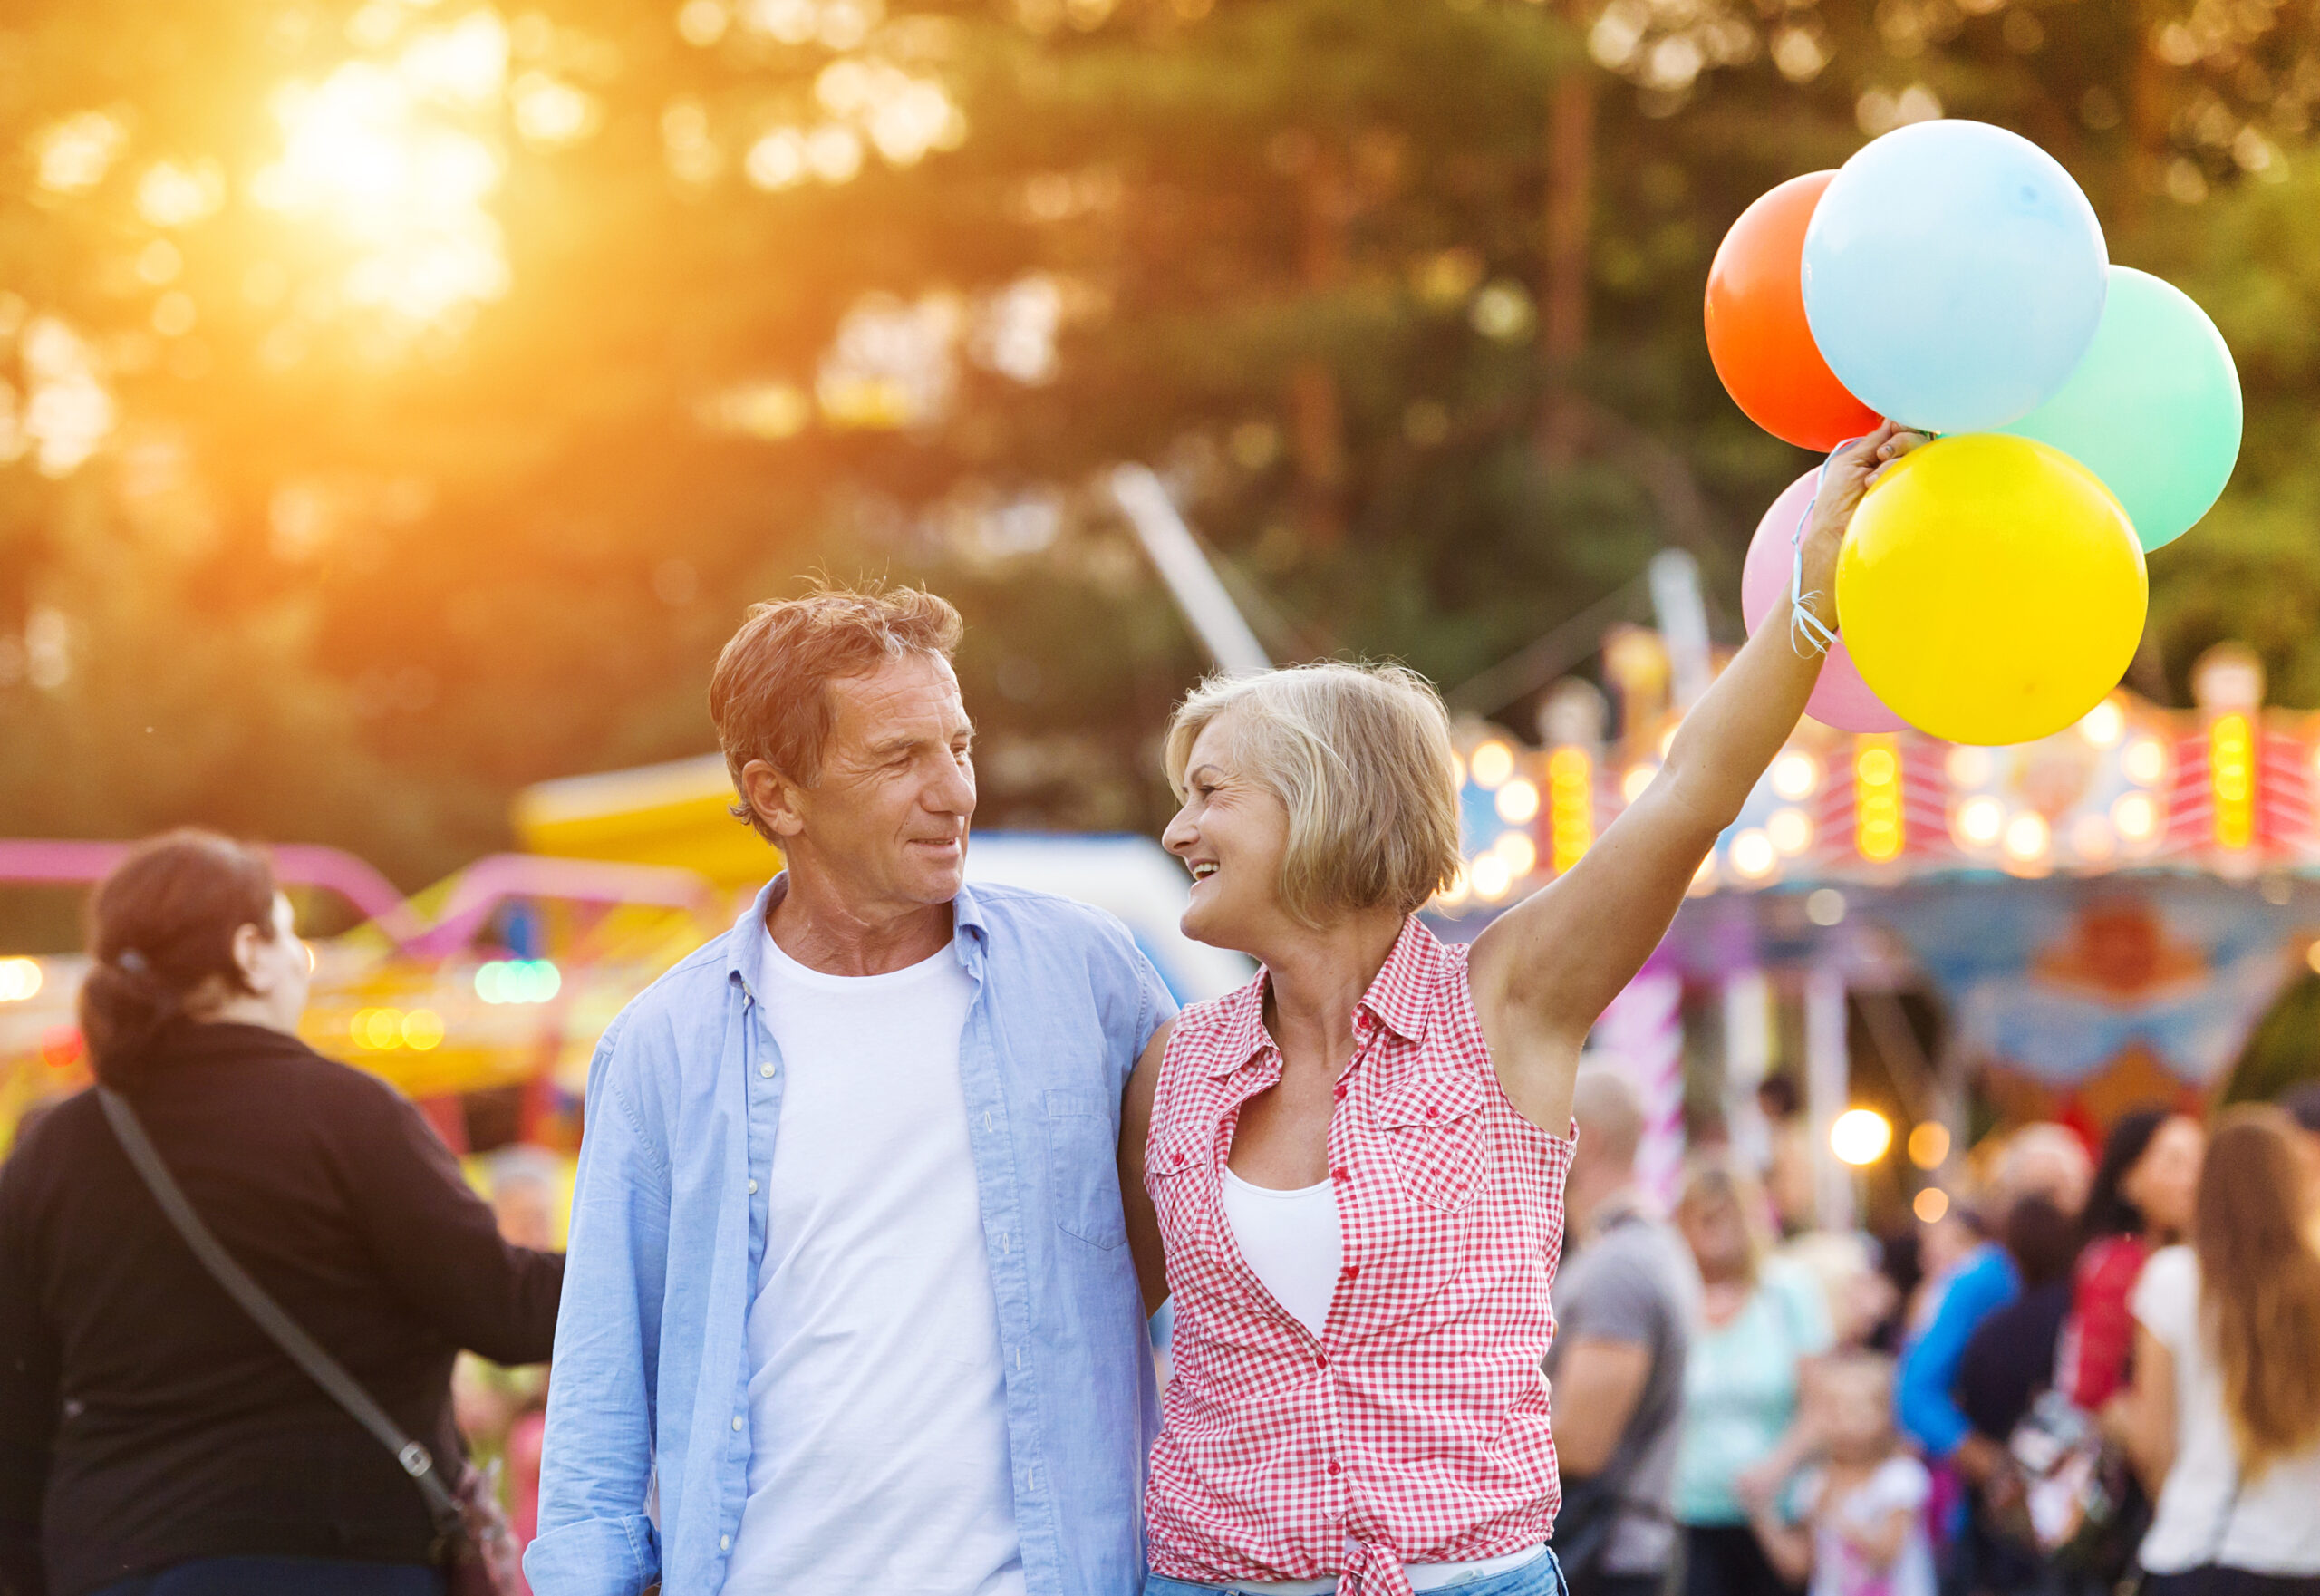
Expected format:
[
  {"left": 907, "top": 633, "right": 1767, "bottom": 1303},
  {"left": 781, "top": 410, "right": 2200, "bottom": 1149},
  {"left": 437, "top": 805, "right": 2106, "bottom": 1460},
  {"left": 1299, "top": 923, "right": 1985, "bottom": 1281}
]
[{"left": 79, "top": 829, "right": 278, "bottom": 1088}]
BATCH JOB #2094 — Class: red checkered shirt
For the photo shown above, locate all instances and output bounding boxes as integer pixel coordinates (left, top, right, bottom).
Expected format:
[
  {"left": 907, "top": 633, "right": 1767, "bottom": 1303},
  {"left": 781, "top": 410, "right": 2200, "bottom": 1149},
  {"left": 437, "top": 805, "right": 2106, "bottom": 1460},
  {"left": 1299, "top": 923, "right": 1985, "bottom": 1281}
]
[{"left": 1144, "top": 917, "right": 1577, "bottom": 1596}]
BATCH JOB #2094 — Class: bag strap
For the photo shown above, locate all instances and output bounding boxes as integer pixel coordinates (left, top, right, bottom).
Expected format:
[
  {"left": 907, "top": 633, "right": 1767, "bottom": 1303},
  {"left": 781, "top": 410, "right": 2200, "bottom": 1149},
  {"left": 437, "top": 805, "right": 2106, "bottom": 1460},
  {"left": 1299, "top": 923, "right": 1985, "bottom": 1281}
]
[{"left": 97, "top": 1087, "right": 462, "bottom": 1534}]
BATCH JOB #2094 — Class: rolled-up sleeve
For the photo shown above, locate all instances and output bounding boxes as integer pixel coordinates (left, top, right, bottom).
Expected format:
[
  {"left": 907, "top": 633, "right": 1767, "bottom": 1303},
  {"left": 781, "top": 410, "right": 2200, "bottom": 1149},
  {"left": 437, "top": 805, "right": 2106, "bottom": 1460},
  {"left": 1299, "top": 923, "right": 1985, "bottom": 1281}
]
[
  {"left": 527, "top": 1013, "right": 671, "bottom": 1596},
  {"left": 1097, "top": 913, "right": 1178, "bottom": 1074}
]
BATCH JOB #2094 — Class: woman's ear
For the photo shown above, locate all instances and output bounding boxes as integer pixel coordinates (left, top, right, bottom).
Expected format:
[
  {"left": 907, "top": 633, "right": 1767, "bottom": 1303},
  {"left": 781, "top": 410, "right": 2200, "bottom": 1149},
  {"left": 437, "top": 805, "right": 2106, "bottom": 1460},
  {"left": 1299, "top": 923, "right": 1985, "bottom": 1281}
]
[{"left": 230, "top": 919, "right": 275, "bottom": 993}]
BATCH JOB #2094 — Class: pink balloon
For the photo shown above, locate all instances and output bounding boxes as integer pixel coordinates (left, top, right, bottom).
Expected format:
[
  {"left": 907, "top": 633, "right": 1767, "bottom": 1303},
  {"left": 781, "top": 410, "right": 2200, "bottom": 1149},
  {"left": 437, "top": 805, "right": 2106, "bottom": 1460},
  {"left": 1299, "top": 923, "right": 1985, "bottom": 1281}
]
[{"left": 1741, "top": 467, "right": 1910, "bottom": 734}]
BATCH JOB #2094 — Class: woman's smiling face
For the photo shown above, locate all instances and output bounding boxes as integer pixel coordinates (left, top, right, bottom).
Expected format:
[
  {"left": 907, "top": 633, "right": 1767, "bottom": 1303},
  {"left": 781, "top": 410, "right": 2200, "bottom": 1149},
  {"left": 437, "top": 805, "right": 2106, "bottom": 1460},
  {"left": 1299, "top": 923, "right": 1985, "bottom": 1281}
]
[{"left": 1162, "top": 710, "right": 1292, "bottom": 953}]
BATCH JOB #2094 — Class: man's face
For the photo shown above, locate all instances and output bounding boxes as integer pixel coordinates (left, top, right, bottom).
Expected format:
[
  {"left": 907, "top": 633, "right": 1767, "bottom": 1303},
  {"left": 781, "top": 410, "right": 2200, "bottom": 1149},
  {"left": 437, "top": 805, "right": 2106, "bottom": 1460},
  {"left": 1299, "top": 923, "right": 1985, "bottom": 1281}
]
[{"left": 773, "top": 652, "right": 976, "bottom": 911}]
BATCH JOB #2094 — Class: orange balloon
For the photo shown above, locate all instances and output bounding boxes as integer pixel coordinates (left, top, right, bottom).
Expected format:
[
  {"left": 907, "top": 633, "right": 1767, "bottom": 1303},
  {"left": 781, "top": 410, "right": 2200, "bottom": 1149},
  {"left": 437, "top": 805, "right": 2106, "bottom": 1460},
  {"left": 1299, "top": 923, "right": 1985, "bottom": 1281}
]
[{"left": 1706, "top": 172, "right": 1884, "bottom": 450}]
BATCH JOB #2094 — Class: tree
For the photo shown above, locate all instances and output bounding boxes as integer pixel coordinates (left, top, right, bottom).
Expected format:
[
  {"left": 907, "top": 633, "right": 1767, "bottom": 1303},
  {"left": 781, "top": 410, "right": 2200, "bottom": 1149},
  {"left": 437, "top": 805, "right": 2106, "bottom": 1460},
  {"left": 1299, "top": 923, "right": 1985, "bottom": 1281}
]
[{"left": 3, "top": 0, "right": 2317, "bottom": 886}]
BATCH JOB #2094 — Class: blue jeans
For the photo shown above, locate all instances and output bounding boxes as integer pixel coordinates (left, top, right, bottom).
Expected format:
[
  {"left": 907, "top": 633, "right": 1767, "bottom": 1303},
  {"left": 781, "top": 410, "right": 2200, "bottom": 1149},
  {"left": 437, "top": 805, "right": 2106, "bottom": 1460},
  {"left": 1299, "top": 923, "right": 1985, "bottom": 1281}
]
[
  {"left": 1147, "top": 1545, "right": 1566, "bottom": 1596},
  {"left": 92, "top": 1558, "right": 444, "bottom": 1596}
]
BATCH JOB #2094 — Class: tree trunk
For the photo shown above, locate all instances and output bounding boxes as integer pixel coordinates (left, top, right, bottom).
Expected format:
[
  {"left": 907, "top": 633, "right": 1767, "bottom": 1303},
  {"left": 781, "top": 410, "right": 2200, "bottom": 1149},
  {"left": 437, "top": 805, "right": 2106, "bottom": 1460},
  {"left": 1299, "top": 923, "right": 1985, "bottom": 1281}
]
[
  {"left": 1289, "top": 140, "right": 1351, "bottom": 549},
  {"left": 1539, "top": 43, "right": 1594, "bottom": 467}
]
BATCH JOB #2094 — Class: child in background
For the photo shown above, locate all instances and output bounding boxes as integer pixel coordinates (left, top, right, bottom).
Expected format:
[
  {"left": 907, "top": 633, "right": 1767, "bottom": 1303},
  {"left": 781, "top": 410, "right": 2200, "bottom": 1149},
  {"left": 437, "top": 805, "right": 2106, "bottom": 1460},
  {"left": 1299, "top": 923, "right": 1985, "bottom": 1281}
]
[{"left": 1744, "top": 1351, "right": 1938, "bottom": 1596}]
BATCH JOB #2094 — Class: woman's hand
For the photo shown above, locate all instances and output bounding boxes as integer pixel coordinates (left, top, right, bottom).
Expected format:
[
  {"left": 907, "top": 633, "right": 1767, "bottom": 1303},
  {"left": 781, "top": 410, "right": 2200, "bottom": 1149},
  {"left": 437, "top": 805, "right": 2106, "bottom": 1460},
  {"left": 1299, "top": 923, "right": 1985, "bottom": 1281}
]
[{"left": 1793, "top": 421, "right": 1929, "bottom": 636}]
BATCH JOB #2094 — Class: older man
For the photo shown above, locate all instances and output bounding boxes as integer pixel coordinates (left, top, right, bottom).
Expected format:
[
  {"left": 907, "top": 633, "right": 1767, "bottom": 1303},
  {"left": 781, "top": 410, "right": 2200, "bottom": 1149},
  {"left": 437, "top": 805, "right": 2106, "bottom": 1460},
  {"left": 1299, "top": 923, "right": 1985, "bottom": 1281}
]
[
  {"left": 527, "top": 585, "right": 1176, "bottom": 1596},
  {"left": 1547, "top": 1068, "right": 1701, "bottom": 1596}
]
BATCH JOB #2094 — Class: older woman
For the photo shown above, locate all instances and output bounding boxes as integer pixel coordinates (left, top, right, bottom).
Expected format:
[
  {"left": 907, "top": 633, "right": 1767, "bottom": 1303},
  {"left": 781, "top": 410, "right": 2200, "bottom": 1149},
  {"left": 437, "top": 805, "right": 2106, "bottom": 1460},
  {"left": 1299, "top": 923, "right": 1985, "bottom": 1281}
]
[
  {"left": 1674, "top": 1158, "right": 1830, "bottom": 1596},
  {"left": 1120, "top": 422, "right": 1924, "bottom": 1596}
]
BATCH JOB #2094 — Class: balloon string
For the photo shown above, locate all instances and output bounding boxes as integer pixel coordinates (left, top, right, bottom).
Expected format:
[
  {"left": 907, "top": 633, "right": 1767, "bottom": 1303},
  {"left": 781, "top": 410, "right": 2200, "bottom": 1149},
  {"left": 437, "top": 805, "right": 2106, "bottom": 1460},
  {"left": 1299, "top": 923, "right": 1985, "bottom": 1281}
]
[{"left": 1786, "top": 436, "right": 1863, "bottom": 660}]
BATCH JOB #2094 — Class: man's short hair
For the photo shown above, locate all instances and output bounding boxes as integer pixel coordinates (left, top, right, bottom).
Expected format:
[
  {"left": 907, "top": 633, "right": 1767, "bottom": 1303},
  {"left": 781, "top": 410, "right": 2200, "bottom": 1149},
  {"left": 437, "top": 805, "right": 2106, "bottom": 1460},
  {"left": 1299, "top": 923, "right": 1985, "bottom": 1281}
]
[
  {"left": 710, "top": 582, "right": 963, "bottom": 841},
  {"left": 1571, "top": 1065, "right": 1645, "bottom": 1170},
  {"left": 1162, "top": 662, "right": 1461, "bottom": 928}
]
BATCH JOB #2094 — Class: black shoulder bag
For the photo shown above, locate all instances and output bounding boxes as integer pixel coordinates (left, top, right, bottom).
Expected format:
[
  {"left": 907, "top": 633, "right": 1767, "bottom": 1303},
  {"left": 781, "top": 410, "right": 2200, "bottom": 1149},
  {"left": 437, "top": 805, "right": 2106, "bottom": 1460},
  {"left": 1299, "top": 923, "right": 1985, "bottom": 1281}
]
[{"left": 99, "top": 1088, "right": 523, "bottom": 1596}]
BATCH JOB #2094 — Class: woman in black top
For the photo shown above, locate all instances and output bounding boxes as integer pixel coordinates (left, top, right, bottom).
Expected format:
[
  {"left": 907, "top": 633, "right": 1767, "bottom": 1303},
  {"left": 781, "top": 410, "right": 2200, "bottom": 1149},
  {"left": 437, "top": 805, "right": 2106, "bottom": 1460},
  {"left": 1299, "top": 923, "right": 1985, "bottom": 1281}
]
[{"left": 0, "top": 831, "right": 565, "bottom": 1596}]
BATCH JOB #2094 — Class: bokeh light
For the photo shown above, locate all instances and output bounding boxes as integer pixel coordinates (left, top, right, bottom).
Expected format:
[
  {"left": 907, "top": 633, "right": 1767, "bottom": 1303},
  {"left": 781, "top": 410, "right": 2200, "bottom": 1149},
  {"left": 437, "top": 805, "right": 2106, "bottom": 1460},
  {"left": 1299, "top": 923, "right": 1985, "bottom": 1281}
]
[
  {"left": 1831, "top": 1108, "right": 1893, "bottom": 1166},
  {"left": 477, "top": 959, "right": 563, "bottom": 1004},
  {"left": 0, "top": 958, "right": 44, "bottom": 1002},
  {"left": 1907, "top": 1120, "right": 1950, "bottom": 1169},
  {"left": 1469, "top": 740, "right": 1515, "bottom": 790},
  {"left": 1770, "top": 751, "right": 1819, "bottom": 801},
  {"left": 1495, "top": 778, "right": 1541, "bottom": 824}
]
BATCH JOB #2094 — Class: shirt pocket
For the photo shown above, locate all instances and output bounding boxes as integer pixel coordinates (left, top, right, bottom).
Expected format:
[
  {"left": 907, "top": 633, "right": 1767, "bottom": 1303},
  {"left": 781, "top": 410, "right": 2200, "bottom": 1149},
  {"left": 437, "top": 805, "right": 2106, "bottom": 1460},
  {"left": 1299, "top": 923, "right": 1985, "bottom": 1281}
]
[
  {"left": 1145, "top": 1124, "right": 1227, "bottom": 1301},
  {"left": 1045, "top": 1088, "right": 1127, "bottom": 1250},
  {"left": 1375, "top": 1070, "right": 1491, "bottom": 1213}
]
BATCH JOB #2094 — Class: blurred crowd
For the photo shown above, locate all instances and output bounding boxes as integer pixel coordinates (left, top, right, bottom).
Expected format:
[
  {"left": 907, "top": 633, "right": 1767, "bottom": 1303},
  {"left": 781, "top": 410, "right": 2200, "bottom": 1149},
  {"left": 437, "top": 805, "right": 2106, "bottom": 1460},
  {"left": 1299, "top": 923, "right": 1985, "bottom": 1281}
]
[
  {"left": 7, "top": 845, "right": 2320, "bottom": 1596},
  {"left": 1549, "top": 1079, "right": 2320, "bottom": 1596}
]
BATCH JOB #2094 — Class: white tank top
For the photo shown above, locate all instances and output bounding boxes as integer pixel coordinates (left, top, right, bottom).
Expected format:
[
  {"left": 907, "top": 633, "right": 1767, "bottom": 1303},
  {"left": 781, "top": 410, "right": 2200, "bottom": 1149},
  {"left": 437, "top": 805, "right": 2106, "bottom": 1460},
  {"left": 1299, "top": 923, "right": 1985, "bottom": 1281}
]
[
  {"left": 1215, "top": 1167, "right": 1545, "bottom": 1595},
  {"left": 1220, "top": 1167, "right": 1342, "bottom": 1340}
]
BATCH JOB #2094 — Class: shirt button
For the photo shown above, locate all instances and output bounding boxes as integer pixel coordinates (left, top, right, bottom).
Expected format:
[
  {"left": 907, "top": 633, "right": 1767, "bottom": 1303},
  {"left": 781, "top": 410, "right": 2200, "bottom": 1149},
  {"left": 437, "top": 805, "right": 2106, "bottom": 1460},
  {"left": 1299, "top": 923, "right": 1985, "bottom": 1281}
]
[
  {"left": 1330, "top": 1166, "right": 1348, "bottom": 1183},
  {"left": 732, "top": 1415, "right": 745, "bottom": 1431},
  {"left": 1341, "top": 1265, "right": 1359, "bottom": 1281},
  {"left": 1327, "top": 1462, "right": 1343, "bottom": 1476},
  {"left": 759, "top": 1062, "right": 774, "bottom": 1078},
  {"left": 1315, "top": 1355, "right": 1329, "bottom": 1369},
  {"left": 720, "top": 1534, "right": 731, "bottom": 1552},
  {"left": 748, "top": 1178, "right": 759, "bottom": 1195}
]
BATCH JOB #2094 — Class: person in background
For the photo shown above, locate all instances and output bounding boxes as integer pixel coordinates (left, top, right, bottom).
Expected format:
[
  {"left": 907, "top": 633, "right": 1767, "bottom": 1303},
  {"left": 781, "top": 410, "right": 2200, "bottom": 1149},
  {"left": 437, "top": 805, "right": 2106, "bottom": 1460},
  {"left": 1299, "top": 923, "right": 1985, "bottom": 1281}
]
[
  {"left": 1549, "top": 1069, "right": 1703, "bottom": 1596},
  {"left": 0, "top": 830, "right": 564, "bottom": 1596},
  {"left": 2054, "top": 1110, "right": 2203, "bottom": 1416},
  {"left": 1758, "top": 1077, "right": 1816, "bottom": 1238},
  {"left": 0, "top": 1103, "right": 55, "bottom": 1167},
  {"left": 1898, "top": 1126, "right": 2092, "bottom": 1483},
  {"left": 2111, "top": 1107, "right": 2320, "bottom": 1596},
  {"left": 1908, "top": 1208, "right": 1983, "bottom": 1336},
  {"left": 1675, "top": 1156, "right": 1831, "bottom": 1596},
  {"left": 1952, "top": 1196, "right": 2081, "bottom": 1596},
  {"left": 1776, "top": 1232, "right": 1897, "bottom": 1356},
  {"left": 1745, "top": 1352, "right": 1938, "bottom": 1596}
]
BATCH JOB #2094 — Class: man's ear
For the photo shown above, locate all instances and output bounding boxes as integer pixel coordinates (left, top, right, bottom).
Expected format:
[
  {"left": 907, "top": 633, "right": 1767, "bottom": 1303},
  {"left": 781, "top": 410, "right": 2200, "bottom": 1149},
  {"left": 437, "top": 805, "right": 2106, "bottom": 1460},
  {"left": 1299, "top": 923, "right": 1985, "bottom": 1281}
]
[{"left": 740, "top": 759, "right": 809, "bottom": 839}]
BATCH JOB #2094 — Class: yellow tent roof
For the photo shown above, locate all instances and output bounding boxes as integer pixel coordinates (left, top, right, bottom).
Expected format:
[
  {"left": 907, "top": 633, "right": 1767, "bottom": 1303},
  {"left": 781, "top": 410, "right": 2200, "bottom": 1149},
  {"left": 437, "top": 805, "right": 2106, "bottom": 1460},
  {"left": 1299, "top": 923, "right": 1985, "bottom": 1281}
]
[{"left": 512, "top": 754, "right": 777, "bottom": 889}]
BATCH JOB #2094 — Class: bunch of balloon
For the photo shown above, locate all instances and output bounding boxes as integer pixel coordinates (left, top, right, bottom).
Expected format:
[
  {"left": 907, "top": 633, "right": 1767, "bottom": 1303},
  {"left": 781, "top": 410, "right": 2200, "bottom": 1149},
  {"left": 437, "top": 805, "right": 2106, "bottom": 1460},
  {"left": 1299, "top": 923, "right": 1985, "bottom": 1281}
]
[{"left": 1706, "top": 120, "right": 2241, "bottom": 747}]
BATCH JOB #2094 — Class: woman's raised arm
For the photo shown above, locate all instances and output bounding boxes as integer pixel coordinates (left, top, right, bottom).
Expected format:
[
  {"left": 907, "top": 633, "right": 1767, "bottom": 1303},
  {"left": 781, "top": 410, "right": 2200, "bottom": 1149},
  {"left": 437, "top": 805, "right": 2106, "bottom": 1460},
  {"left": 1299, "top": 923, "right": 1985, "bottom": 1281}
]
[{"left": 1469, "top": 421, "right": 1922, "bottom": 1128}]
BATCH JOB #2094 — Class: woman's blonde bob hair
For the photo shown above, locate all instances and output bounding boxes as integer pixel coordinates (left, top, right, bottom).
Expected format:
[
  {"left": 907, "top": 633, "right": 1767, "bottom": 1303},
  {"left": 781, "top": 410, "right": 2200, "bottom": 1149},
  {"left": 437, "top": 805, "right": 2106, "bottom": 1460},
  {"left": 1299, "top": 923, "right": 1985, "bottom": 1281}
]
[{"left": 1164, "top": 662, "right": 1463, "bottom": 929}]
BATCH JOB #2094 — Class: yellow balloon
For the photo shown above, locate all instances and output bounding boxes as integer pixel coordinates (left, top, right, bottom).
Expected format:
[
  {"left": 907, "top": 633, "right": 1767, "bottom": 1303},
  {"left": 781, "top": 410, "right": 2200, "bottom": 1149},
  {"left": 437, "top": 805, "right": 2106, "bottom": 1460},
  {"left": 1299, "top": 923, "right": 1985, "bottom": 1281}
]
[{"left": 1836, "top": 435, "right": 2146, "bottom": 746}]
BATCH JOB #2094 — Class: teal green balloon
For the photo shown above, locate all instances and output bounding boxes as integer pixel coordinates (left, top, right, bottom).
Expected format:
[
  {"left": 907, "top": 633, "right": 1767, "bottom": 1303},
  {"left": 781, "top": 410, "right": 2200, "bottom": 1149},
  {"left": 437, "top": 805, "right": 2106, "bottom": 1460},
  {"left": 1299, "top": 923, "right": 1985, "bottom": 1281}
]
[{"left": 2002, "top": 266, "right": 2241, "bottom": 550}]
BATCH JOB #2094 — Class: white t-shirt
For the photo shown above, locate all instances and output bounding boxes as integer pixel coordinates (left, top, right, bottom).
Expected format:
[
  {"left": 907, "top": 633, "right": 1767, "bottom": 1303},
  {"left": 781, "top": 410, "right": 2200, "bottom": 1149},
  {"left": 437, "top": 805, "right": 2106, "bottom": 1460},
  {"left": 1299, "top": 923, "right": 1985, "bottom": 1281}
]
[
  {"left": 723, "top": 930, "right": 1023, "bottom": 1596},
  {"left": 1800, "top": 1456, "right": 1935, "bottom": 1596},
  {"left": 2132, "top": 1244, "right": 2320, "bottom": 1575}
]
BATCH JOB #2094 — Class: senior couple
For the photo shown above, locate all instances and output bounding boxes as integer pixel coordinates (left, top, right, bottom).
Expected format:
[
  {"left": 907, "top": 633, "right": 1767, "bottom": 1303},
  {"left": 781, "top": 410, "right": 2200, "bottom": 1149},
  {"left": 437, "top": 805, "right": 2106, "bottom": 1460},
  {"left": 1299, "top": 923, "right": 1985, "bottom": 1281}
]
[{"left": 527, "top": 423, "right": 1926, "bottom": 1596}]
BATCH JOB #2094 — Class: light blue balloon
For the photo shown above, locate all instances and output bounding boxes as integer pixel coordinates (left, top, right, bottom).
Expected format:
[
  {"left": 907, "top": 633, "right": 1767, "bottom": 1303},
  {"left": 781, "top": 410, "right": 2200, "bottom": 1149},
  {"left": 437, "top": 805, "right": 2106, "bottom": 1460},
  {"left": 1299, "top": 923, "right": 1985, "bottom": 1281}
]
[
  {"left": 1802, "top": 120, "right": 2109, "bottom": 436},
  {"left": 2001, "top": 266, "right": 2241, "bottom": 550}
]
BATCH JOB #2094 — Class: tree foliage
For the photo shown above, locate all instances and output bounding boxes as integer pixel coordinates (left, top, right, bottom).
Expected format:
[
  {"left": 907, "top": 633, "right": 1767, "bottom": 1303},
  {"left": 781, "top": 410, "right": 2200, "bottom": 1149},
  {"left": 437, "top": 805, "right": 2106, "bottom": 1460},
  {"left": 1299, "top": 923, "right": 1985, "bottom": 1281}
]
[{"left": 3, "top": 0, "right": 2317, "bottom": 883}]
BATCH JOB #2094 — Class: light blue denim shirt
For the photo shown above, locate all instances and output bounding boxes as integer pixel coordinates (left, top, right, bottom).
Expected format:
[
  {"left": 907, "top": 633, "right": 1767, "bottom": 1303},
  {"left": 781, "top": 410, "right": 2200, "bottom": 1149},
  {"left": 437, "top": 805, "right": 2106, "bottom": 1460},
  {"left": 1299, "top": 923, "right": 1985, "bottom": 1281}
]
[{"left": 527, "top": 874, "right": 1174, "bottom": 1596}]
